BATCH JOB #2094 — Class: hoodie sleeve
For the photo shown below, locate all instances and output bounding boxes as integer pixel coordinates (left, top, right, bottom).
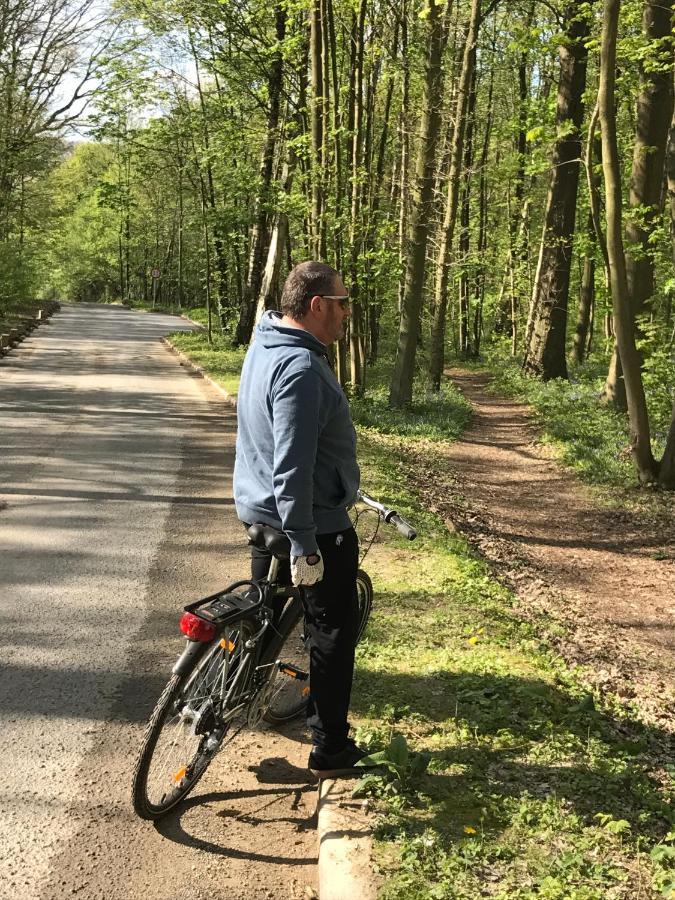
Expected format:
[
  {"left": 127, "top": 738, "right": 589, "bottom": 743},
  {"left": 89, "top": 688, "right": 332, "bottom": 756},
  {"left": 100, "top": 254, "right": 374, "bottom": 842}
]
[{"left": 271, "top": 364, "right": 323, "bottom": 557}]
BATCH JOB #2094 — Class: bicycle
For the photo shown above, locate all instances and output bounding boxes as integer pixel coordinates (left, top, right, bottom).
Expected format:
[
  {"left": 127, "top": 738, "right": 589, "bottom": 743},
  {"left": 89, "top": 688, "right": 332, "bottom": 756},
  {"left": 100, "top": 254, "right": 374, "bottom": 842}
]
[{"left": 131, "top": 490, "right": 417, "bottom": 820}]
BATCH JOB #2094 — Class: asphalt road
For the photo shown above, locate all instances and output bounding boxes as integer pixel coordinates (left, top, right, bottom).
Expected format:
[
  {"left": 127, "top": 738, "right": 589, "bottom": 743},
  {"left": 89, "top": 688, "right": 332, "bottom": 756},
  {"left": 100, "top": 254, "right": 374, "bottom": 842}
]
[{"left": 0, "top": 305, "right": 318, "bottom": 900}]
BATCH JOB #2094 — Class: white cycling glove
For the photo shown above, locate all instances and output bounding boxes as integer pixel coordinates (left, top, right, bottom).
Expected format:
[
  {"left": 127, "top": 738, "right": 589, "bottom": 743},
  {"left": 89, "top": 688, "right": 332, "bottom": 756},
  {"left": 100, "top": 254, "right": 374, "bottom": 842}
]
[{"left": 291, "top": 552, "right": 324, "bottom": 586}]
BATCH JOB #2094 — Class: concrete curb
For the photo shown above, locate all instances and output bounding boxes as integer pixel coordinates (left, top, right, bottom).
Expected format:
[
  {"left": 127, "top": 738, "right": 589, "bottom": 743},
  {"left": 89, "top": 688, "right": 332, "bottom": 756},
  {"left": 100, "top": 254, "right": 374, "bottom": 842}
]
[
  {"left": 162, "top": 333, "right": 378, "bottom": 899},
  {"left": 160, "top": 337, "right": 237, "bottom": 410},
  {"left": 317, "top": 779, "right": 379, "bottom": 900}
]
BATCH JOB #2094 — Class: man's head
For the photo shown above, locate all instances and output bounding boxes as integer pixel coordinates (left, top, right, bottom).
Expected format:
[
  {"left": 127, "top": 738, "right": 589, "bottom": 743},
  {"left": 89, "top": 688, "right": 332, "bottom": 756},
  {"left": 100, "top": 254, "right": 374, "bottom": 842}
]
[{"left": 280, "top": 261, "right": 350, "bottom": 345}]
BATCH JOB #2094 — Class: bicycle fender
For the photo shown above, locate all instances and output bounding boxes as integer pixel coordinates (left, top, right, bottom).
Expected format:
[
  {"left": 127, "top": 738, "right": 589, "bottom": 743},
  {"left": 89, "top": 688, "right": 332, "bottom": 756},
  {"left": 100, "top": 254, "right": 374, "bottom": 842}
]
[{"left": 172, "top": 640, "right": 209, "bottom": 677}]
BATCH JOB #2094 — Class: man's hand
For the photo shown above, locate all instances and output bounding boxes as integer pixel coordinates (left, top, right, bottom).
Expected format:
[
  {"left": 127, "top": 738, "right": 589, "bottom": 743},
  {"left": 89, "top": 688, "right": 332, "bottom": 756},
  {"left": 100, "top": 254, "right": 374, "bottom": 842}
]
[{"left": 291, "top": 552, "right": 324, "bottom": 586}]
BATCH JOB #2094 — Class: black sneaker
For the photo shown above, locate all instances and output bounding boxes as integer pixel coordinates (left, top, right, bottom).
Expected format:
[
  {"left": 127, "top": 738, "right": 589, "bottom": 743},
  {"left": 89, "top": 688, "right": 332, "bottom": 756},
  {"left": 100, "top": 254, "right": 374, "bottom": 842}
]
[{"left": 308, "top": 739, "right": 367, "bottom": 778}]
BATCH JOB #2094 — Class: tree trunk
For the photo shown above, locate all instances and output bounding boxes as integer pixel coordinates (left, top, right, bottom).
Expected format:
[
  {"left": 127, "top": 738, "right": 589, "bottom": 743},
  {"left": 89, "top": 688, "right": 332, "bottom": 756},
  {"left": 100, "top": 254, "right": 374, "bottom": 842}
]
[
  {"left": 602, "top": 0, "right": 674, "bottom": 403},
  {"left": 428, "top": 0, "right": 481, "bottom": 390},
  {"left": 347, "top": 0, "right": 368, "bottom": 396},
  {"left": 523, "top": 1, "right": 592, "bottom": 380},
  {"left": 659, "top": 401, "right": 675, "bottom": 488},
  {"left": 189, "top": 31, "right": 230, "bottom": 323},
  {"left": 326, "top": 0, "right": 343, "bottom": 271},
  {"left": 657, "top": 78, "right": 675, "bottom": 489},
  {"left": 626, "top": 0, "right": 674, "bottom": 318},
  {"left": 388, "top": 0, "right": 448, "bottom": 407},
  {"left": 473, "top": 53, "right": 494, "bottom": 357},
  {"left": 233, "top": 2, "right": 286, "bottom": 346},
  {"left": 396, "top": 0, "right": 410, "bottom": 317},
  {"left": 458, "top": 69, "right": 477, "bottom": 358},
  {"left": 495, "top": 0, "right": 534, "bottom": 336},
  {"left": 668, "top": 86, "right": 675, "bottom": 277},
  {"left": 571, "top": 212, "right": 596, "bottom": 365},
  {"left": 252, "top": 147, "right": 297, "bottom": 333},
  {"left": 177, "top": 156, "right": 184, "bottom": 310},
  {"left": 310, "top": 0, "right": 325, "bottom": 257},
  {"left": 599, "top": 0, "right": 657, "bottom": 484}
]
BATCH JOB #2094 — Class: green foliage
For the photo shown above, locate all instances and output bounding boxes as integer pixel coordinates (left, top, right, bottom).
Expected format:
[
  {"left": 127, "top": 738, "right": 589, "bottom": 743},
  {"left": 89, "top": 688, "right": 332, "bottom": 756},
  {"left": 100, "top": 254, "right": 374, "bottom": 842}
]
[
  {"left": 354, "top": 732, "right": 431, "bottom": 799},
  {"left": 0, "top": 241, "right": 36, "bottom": 308},
  {"left": 41, "top": 143, "right": 120, "bottom": 301},
  {"left": 637, "top": 317, "right": 675, "bottom": 440},
  {"left": 167, "top": 324, "right": 246, "bottom": 397},
  {"left": 651, "top": 832, "right": 675, "bottom": 898}
]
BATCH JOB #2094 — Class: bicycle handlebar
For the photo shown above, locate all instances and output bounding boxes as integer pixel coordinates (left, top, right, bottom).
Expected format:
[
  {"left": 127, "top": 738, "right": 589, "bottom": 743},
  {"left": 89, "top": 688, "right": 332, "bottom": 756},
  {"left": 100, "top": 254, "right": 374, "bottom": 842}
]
[
  {"left": 389, "top": 513, "right": 417, "bottom": 541},
  {"left": 356, "top": 490, "right": 417, "bottom": 541}
]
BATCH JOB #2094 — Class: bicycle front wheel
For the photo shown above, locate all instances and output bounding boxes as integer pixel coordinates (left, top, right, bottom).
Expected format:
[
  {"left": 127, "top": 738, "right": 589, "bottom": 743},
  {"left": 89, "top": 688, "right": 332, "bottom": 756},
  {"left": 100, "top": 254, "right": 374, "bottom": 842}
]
[
  {"left": 263, "top": 597, "right": 309, "bottom": 725},
  {"left": 263, "top": 569, "right": 374, "bottom": 725},
  {"left": 355, "top": 569, "right": 373, "bottom": 644},
  {"left": 131, "top": 621, "right": 254, "bottom": 820}
]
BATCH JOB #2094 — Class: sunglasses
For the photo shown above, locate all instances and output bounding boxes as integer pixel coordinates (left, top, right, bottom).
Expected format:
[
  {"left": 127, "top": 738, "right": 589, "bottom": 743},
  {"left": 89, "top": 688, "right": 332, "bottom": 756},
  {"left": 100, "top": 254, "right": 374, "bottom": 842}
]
[{"left": 317, "top": 294, "right": 351, "bottom": 309}]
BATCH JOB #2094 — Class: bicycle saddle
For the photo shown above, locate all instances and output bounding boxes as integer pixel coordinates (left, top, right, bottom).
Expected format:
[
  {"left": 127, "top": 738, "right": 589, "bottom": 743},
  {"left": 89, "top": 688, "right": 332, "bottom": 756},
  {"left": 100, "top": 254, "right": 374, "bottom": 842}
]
[{"left": 246, "top": 523, "right": 292, "bottom": 559}]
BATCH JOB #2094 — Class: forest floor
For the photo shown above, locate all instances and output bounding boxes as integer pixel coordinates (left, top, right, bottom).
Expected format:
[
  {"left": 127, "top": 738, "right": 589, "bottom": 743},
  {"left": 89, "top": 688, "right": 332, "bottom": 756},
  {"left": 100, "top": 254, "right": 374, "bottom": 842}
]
[{"left": 408, "top": 368, "right": 675, "bottom": 735}]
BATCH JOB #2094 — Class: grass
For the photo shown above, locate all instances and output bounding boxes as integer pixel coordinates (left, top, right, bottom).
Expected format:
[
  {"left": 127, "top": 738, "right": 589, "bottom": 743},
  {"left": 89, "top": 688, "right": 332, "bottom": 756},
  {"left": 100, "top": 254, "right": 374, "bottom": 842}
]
[
  {"left": 159, "top": 310, "right": 674, "bottom": 897},
  {"left": 352, "top": 433, "right": 675, "bottom": 900},
  {"left": 161, "top": 306, "right": 246, "bottom": 397}
]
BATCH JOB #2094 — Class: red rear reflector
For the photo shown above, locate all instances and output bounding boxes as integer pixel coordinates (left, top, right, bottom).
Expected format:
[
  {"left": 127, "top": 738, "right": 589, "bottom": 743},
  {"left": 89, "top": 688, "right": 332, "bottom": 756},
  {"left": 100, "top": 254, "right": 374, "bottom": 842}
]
[{"left": 179, "top": 612, "right": 216, "bottom": 642}]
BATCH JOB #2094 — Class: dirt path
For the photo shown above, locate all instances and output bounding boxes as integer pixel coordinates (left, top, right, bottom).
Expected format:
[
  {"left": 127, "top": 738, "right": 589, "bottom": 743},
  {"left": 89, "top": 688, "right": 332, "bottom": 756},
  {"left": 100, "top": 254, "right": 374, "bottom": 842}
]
[{"left": 410, "top": 369, "right": 675, "bottom": 733}]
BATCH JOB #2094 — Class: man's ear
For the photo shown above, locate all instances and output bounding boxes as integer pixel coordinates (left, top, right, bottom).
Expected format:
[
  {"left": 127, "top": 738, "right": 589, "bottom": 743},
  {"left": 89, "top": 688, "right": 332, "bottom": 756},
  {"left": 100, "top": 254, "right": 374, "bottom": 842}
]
[{"left": 308, "top": 295, "right": 322, "bottom": 315}]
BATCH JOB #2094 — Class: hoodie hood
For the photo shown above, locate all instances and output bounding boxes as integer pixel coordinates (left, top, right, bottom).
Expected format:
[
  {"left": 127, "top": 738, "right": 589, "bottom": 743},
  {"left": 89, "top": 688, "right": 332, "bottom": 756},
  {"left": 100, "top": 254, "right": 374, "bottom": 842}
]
[{"left": 256, "top": 310, "right": 327, "bottom": 355}]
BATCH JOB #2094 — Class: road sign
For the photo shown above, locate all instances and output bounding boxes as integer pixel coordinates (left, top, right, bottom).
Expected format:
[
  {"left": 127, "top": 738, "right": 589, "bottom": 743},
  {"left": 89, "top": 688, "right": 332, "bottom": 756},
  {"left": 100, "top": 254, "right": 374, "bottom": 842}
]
[{"left": 151, "top": 268, "right": 161, "bottom": 279}]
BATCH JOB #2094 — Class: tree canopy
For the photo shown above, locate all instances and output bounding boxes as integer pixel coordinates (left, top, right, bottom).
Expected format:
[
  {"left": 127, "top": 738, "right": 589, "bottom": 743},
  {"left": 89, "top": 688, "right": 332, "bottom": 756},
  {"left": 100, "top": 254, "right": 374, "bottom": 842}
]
[{"left": 1, "top": 0, "right": 673, "bottom": 485}]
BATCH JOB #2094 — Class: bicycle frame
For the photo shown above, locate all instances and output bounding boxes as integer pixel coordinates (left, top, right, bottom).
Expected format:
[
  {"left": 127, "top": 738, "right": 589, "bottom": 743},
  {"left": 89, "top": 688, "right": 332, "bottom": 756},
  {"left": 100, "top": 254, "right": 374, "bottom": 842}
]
[
  {"left": 131, "top": 490, "right": 417, "bottom": 821},
  {"left": 174, "top": 495, "right": 414, "bottom": 709},
  {"left": 177, "top": 556, "right": 302, "bottom": 716}
]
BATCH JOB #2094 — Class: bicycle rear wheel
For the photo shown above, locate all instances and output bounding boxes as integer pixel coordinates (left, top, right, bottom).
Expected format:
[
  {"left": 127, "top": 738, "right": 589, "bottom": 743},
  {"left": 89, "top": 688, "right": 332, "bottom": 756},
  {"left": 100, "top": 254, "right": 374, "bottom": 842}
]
[{"left": 131, "top": 621, "right": 254, "bottom": 820}]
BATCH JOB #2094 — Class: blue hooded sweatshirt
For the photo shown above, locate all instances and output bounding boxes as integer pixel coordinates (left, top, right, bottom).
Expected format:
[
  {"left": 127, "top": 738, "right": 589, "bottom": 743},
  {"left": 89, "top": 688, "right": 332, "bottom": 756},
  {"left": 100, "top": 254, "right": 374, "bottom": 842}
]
[{"left": 233, "top": 311, "right": 360, "bottom": 558}]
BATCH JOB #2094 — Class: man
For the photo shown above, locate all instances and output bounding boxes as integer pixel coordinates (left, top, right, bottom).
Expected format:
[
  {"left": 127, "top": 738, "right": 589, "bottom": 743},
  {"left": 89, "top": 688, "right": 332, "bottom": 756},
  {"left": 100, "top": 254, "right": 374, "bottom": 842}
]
[{"left": 233, "top": 260, "right": 364, "bottom": 777}]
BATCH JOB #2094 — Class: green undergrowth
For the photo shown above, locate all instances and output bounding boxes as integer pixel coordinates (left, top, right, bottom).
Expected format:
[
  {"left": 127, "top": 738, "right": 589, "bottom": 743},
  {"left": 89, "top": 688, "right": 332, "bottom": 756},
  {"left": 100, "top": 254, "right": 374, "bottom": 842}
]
[
  {"left": 352, "top": 433, "right": 675, "bottom": 900},
  {"left": 350, "top": 356, "right": 472, "bottom": 440},
  {"left": 483, "top": 353, "right": 670, "bottom": 493}
]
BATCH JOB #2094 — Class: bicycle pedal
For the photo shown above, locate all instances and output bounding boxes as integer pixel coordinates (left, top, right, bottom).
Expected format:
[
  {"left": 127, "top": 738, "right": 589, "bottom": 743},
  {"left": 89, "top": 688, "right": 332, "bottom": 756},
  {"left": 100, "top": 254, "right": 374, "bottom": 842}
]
[{"left": 277, "top": 662, "right": 308, "bottom": 681}]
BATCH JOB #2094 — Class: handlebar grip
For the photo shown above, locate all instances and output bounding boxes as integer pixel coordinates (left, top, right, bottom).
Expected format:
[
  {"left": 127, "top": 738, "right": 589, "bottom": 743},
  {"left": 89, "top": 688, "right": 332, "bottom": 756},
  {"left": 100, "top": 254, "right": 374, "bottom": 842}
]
[{"left": 390, "top": 514, "right": 417, "bottom": 541}]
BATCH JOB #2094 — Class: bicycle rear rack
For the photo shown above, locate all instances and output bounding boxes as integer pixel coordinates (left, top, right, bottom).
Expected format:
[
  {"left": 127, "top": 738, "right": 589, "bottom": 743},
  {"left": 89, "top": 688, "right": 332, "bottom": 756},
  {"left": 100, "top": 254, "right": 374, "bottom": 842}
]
[{"left": 184, "top": 580, "right": 264, "bottom": 627}]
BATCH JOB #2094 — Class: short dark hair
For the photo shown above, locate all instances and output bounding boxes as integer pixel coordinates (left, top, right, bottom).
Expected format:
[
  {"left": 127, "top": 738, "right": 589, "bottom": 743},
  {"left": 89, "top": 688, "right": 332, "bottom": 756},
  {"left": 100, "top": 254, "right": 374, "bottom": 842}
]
[{"left": 280, "top": 261, "right": 338, "bottom": 319}]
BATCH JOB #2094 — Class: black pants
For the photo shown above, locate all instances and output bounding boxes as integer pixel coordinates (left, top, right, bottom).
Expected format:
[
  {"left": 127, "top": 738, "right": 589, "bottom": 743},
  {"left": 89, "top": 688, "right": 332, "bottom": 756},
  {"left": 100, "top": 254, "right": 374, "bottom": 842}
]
[{"left": 250, "top": 527, "right": 359, "bottom": 753}]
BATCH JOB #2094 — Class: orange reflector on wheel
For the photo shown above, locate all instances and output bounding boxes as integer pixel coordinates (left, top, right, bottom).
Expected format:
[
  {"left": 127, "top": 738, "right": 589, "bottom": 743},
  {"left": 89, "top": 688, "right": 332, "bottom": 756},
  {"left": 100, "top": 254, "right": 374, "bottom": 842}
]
[
  {"left": 220, "top": 638, "right": 235, "bottom": 651},
  {"left": 302, "top": 687, "right": 310, "bottom": 697},
  {"left": 173, "top": 767, "right": 187, "bottom": 783}
]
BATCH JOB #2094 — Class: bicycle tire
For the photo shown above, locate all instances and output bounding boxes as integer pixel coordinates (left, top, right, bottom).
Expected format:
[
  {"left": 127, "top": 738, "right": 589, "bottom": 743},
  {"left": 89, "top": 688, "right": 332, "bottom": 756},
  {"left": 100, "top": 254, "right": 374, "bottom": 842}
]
[
  {"left": 355, "top": 569, "right": 373, "bottom": 644},
  {"left": 131, "top": 621, "right": 254, "bottom": 820},
  {"left": 262, "top": 597, "right": 309, "bottom": 725},
  {"left": 263, "top": 568, "right": 374, "bottom": 726}
]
